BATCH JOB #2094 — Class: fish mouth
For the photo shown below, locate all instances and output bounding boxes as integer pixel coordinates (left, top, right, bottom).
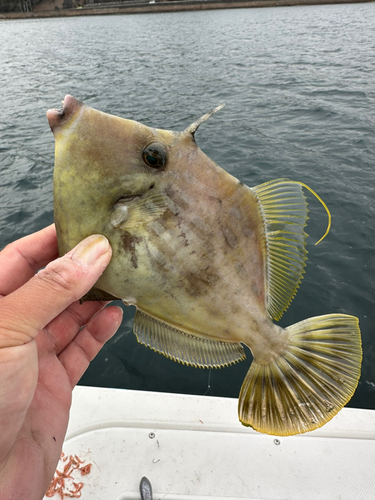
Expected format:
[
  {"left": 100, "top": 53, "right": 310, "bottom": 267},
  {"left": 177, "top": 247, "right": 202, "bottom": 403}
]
[{"left": 46, "top": 95, "right": 83, "bottom": 132}]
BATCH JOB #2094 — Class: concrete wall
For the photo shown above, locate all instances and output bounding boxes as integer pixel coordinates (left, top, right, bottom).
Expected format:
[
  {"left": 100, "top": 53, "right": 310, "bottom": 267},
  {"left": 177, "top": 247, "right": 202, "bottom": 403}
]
[{"left": 1, "top": 0, "right": 373, "bottom": 19}]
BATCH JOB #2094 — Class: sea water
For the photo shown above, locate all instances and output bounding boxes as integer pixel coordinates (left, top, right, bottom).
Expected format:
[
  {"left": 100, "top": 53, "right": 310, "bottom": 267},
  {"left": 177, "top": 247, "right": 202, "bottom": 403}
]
[{"left": 0, "top": 3, "right": 374, "bottom": 409}]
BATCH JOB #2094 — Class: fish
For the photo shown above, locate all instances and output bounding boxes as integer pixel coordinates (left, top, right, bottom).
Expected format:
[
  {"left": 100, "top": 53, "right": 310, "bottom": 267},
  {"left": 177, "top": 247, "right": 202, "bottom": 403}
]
[{"left": 47, "top": 95, "right": 362, "bottom": 436}]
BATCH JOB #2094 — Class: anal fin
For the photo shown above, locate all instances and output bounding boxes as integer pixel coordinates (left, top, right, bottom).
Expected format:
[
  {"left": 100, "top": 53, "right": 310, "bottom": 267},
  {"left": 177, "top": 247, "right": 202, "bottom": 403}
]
[{"left": 134, "top": 308, "right": 245, "bottom": 368}]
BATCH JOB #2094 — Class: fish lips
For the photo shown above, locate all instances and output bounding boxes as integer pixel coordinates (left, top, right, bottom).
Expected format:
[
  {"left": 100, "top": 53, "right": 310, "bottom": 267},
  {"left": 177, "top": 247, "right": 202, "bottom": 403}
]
[{"left": 46, "top": 94, "right": 83, "bottom": 132}]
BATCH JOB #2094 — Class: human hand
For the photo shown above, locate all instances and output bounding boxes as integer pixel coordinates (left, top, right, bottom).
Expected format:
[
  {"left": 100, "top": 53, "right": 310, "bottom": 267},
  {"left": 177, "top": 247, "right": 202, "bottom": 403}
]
[{"left": 0, "top": 225, "right": 123, "bottom": 500}]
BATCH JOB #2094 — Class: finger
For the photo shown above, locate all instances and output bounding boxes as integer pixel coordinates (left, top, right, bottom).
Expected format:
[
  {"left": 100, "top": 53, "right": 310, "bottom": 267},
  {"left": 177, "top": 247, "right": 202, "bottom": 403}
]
[
  {"left": 58, "top": 305, "right": 123, "bottom": 387},
  {"left": 45, "top": 300, "right": 109, "bottom": 354},
  {"left": 0, "top": 235, "right": 112, "bottom": 348},
  {"left": 0, "top": 224, "right": 58, "bottom": 296}
]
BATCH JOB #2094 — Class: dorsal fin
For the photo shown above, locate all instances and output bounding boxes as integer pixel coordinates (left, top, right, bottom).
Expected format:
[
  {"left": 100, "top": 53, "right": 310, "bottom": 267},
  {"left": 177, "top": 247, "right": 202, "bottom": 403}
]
[
  {"left": 184, "top": 104, "right": 225, "bottom": 136},
  {"left": 133, "top": 308, "right": 245, "bottom": 368},
  {"left": 252, "top": 179, "right": 309, "bottom": 321}
]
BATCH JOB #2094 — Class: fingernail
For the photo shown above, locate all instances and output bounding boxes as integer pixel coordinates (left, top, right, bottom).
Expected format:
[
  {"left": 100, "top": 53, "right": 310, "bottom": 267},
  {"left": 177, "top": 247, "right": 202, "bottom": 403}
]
[{"left": 70, "top": 235, "right": 111, "bottom": 266}]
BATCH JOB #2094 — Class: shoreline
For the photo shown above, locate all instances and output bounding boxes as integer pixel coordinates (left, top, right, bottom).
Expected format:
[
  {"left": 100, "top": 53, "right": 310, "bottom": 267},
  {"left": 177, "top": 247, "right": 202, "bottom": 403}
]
[{"left": 1, "top": 0, "right": 373, "bottom": 20}]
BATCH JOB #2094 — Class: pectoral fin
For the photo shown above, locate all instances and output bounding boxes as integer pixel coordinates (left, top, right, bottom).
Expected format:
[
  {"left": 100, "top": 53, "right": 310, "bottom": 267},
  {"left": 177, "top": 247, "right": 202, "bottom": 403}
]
[{"left": 111, "top": 192, "right": 168, "bottom": 230}]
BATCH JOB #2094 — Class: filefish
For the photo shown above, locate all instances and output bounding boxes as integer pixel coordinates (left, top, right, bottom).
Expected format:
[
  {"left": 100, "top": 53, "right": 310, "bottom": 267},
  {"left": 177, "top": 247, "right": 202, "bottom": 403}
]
[{"left": 47, "top": 95, "right": 362, "bottom": 436}]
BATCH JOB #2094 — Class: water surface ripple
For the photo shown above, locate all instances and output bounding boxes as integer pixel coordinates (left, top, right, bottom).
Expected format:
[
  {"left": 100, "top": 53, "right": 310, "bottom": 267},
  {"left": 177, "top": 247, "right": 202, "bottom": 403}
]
[{"left": 1, "top": 3, "right": 374, "bottom": 409}]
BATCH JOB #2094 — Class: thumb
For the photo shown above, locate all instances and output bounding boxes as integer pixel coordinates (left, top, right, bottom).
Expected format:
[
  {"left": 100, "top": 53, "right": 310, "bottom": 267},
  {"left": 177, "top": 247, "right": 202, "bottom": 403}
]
[{"left": 0, "top": 235, "right": 112, "bottom": 348}]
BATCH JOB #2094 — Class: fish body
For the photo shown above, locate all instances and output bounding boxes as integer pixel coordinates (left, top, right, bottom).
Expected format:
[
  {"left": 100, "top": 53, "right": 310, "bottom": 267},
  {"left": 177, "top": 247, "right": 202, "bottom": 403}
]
[{"left": 48, "top": 96, "right": 362, "bottom": 436}]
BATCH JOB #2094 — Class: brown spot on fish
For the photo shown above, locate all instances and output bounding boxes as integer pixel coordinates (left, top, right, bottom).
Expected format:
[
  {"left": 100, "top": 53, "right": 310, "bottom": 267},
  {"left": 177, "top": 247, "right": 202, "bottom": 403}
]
[
  {"left": 252, "top": 281, "right": 264, "bottom": 300},
  {"left": 145, "top": 241, "right": 175, "bottom": 273},
  {"left": 181, "top": 274, "right": 202, "bottom": 297},
  {"left": 165, "top": 196, "right": 180, "bottom": 216},
  {"left": 178, "top": 230, "right": 189, "bottom": 247},
  {"left": 183, "top": 268, "right": 220, "bottom": 298},
  {"left": 121, "top": 231, "right": 143, "bottom": 269},
  {"left": 242, "top": 226, "right": 254, "bottom": 239},
  {"left": 165, "top": 185, "right": 190, "bottom": 212},
  {"left": 151, "top": 220, "right": 165, "bottom": 237},
  {"left": 209, "top": 195, "right": 223, "bottom": 205},
  {"left": 234, "top": 262, "right": 247, "bottom": 279},
  {"left": 176, "top": 217, "right": 189, "bottom": 247},
  {"left": 221, "top": 226, "right": 238, "bottom": 249},
  {"left": 231, "top": 304, "right": 241, "bottom": 315},
  {"left": 191, "top": 217, "right": 215, "bottom": 253}
]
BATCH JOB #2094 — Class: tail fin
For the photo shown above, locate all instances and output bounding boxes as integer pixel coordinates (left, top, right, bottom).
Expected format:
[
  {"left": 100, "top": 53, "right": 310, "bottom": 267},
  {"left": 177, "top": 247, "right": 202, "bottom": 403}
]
[{"left": 238, "top": 314, "right": 362, "bottom": 436}]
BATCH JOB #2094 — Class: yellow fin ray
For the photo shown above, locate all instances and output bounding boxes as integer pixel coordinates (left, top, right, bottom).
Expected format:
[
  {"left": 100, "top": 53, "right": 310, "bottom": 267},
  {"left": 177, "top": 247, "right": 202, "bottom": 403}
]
[
  {"left": 253, "top": 178, "right": 331, "bottom": 320},
  {"left": 252, "top": 179, "right": 309, "bottom": 320},
  {"left": 290, "top": 181, "right": 331, "bottom": 245},
  {"left": 238, "top": 314, "right": 362, "bottom": 436},
  {"left": 133, "top": 308, "right": 245, "bottom": 368}
]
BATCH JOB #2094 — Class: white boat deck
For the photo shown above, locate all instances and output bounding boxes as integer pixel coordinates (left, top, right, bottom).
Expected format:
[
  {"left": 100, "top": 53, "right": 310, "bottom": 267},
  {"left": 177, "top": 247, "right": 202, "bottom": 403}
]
[{"left": 45, "top": 386, "right": 375, "bottom": 499}]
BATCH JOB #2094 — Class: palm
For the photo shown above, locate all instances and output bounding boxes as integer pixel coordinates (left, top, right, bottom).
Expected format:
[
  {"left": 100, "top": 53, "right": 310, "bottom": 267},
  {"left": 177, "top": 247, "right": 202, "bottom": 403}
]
[
  {"left": 1, "top": 299, "right": 119, "bottom": 499},
  {"left": 32, "top": 328, "right": 74, "bottom": 444},
  {"left": 0, "top": 226, "right": 122, "bottom": 500}
]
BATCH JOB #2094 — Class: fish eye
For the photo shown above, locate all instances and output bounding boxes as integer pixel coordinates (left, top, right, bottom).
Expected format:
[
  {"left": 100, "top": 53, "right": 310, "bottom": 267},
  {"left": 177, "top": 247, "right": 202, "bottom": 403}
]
[{"left": 142, "top": 142, "right": 167, "bottom": 169}]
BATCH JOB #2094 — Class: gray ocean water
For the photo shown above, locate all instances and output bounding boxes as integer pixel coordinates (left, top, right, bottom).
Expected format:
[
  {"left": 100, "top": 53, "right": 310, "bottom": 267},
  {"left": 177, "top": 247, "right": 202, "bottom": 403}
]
[{"left": 1, "top": 3, "right": 375, "bottom": 410}]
